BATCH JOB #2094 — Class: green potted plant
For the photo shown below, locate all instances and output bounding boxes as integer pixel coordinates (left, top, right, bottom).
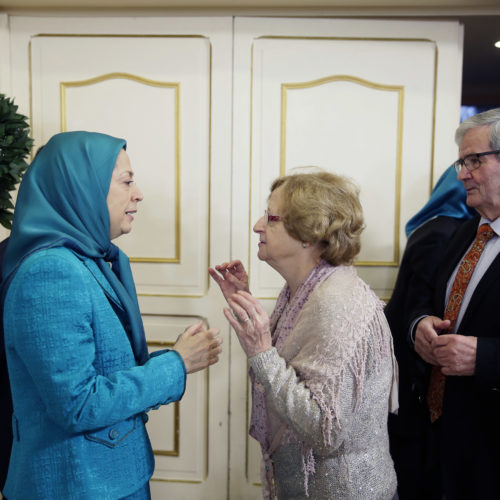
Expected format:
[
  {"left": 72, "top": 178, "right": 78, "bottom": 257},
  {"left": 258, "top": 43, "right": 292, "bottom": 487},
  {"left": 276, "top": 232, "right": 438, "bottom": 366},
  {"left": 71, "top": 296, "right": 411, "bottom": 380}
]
[{"left": 0, "top": 93, "right": 33, "bottom": 230}]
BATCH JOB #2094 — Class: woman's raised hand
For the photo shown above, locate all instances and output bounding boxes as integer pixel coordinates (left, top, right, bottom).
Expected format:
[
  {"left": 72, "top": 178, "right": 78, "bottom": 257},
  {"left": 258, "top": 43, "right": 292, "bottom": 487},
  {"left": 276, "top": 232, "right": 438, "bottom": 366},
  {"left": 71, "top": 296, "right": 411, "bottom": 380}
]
[
  {"left": 224, "top": 291, "right": 272, "bottom": 358},
  {"left": 209, "top": 260, "right": 250, "bottom": 302},
  {"left": 172, "top": 321, "right": 222, "bottom": 374}
]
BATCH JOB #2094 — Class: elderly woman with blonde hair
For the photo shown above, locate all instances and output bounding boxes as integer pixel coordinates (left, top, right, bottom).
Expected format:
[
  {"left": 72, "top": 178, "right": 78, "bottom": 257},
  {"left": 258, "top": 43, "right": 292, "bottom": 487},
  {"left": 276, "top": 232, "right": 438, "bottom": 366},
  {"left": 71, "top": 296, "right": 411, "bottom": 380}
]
[{"left": 210, "top": 171, "right": 397, "bottom": 499}]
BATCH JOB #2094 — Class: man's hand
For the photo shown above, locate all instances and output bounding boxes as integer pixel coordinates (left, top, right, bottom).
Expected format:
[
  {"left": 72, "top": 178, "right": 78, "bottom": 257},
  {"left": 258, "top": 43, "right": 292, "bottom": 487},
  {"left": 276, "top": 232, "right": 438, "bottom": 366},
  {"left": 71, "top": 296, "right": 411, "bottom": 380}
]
[
  {"left": 432, "top": 334, "right": 477, "bottom": 376},
  {"left": 414, "top": 316, "right": 451, "bottom": 365}
]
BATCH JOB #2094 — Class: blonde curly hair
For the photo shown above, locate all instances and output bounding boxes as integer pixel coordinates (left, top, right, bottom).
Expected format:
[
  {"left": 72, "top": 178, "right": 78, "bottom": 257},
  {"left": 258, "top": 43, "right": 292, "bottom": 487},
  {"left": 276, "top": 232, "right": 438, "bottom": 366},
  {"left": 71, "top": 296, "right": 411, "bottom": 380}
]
[{"left": 270, "top": 171, "right": 364, "bottom": 266}]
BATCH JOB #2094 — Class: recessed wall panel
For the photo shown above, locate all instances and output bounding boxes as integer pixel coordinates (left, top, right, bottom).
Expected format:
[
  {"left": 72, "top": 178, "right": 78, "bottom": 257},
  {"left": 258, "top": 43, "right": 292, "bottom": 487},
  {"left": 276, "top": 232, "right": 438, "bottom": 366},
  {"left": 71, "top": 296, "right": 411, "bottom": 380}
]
[
  {"left": 248, "top": 37, "right": 435, "bottom": 298},
  {"left": 30, "top": 35, "right": 211, "bottom": 296},
  {"left": 144, "top": 314, "right": 209, "bottom": 482}
]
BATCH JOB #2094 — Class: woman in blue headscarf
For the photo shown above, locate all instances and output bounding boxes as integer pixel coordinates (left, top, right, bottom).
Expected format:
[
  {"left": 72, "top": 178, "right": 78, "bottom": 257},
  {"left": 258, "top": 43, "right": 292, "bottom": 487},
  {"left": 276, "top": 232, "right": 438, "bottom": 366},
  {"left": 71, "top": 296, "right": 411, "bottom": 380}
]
[{"left": 1, "top": 131, "right": 221, "bottom": 499}]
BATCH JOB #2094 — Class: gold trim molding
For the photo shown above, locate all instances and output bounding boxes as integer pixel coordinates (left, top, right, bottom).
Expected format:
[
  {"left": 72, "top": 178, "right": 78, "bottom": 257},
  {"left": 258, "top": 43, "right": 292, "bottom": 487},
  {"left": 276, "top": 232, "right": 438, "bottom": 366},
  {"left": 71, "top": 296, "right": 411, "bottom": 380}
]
[
  {"left": 147, "top": 339, "right": 180, "bottom": 457},
  {"left": 280, "top": 73, "right": 404, "bottom": 267},
  {"left": 60, "top": 71, "right": 181, "bottom": 264},
  {"left": 28, "top": 34, "right": 213, "bottom": 298},
  {"left": 248, "top": 36, "right": 437, "bottom": 286},
  {"left": 145, "top": 313, "right": 210, "bottom": 483}
]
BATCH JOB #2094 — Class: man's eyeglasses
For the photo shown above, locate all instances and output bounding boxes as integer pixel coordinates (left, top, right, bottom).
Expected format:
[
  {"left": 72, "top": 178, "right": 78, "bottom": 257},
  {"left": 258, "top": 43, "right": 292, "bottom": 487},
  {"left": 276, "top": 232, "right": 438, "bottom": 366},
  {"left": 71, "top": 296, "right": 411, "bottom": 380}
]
[
  {"left": 453, "top": 150, "right": 500, "bottom": 173},
  {"left": 265, "top": 209, "right": 282, "bottom": 224}
]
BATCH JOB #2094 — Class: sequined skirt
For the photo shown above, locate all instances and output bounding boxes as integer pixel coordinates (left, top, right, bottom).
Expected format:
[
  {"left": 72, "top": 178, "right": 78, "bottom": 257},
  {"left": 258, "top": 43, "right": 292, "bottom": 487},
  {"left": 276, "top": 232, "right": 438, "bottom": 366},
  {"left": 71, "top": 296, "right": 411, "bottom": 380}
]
[{"left": 272, "top": 444, "right": 396, "bottom": 500}]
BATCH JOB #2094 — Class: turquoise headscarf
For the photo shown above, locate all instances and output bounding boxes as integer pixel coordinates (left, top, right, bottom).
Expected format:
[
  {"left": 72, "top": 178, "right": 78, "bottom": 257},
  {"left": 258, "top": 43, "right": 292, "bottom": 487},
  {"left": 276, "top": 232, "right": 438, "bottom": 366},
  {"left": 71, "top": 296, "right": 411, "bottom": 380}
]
[
  {"left": 2, "top": 131, "right": 148, "bottom": 365},
  {"left": 405, "top": 165, "right": 476, "bottom": 237}
]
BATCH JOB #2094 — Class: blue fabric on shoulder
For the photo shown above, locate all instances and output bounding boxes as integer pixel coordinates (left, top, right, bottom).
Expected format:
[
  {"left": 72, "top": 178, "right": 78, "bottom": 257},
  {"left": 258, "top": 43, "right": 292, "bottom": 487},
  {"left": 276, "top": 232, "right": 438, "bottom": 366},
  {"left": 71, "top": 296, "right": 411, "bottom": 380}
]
[{"left": 405, "top": 165, "right": 476, "bottom": 237}]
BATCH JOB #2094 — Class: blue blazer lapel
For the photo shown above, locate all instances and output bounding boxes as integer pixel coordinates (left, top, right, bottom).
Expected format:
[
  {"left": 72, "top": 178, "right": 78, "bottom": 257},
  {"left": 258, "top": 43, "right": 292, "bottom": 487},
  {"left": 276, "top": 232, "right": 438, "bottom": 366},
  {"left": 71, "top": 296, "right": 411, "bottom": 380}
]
[{"left": 80, "top": 258, "right": 125, "bottom": 312}]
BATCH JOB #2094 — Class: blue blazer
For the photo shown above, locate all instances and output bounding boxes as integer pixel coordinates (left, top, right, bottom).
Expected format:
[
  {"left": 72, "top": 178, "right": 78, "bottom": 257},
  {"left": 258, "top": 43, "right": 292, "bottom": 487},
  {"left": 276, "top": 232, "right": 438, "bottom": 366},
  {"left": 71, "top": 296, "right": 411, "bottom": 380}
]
[{"left": 3, "top": 247, "right": 186, "bottom": 499}]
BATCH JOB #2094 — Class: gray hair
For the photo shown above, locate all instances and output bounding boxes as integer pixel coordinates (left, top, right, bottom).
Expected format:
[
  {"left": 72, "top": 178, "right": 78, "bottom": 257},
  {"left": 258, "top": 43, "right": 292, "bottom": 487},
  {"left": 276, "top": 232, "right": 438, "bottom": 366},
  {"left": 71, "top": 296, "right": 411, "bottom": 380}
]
[{"left": 455, "top": 108, "right": 500, "bottom": 150}]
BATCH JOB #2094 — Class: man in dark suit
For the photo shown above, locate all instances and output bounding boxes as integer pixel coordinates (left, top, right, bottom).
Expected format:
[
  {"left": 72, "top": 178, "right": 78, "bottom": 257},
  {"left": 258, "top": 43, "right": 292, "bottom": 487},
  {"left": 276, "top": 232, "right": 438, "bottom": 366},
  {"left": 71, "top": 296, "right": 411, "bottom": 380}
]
[
  {"left": 386, "top": 165, "right": 475, "bottom": 500},
  {"left": 387, "top": 217, "right": 468, "bottom": 500},
  {"left": 411, "top": 107, "right": 500, "bottom": 499}
]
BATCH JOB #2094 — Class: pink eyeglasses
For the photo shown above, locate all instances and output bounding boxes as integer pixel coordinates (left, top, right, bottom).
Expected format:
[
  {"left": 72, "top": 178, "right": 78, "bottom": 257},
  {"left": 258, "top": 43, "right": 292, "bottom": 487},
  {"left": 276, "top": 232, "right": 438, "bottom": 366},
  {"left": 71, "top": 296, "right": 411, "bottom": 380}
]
[{"left": 265, "top": 209, "right": 282, "bottom": 224}]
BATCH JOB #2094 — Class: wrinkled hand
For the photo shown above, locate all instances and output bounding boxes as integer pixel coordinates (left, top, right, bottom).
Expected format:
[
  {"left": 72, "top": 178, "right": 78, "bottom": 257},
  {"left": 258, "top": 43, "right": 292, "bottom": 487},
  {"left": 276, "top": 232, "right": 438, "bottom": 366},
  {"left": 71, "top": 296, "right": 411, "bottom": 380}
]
[
  {"left": 432, "top": 334, "right": 477, "bottom": 376},
  {"left": 224, "top": 291, "right": 272, "bottom": 358},
  {"left": 172, "top": 321, "right": 222, "bottom": 374},
  {"left": 414, "top": 316, "right": 450, "bottom": 365},
  {"left": 209, "top": 260, "right": 250, "bottom": 302}
]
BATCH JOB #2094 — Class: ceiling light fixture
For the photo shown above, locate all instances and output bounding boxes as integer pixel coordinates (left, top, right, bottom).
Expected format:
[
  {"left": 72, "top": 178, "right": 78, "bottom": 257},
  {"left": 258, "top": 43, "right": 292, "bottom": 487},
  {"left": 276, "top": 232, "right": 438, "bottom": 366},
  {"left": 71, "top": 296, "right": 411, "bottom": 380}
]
[{"left": 495, "top": 41, "right": 500, "bottom": 48}]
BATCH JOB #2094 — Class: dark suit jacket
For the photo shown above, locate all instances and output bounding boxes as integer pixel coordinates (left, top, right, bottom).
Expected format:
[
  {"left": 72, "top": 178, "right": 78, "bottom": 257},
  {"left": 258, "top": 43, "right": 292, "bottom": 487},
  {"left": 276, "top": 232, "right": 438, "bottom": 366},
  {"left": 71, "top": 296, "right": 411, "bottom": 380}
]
[
  {"left": 386, "top": 216, "right": 465, "bottom": 425},
  {"left": 385, "top": 216, "right": 464, "bottom": 500},
  {"left": 411, "top": 215, "right": 500, "bottom": 499}
]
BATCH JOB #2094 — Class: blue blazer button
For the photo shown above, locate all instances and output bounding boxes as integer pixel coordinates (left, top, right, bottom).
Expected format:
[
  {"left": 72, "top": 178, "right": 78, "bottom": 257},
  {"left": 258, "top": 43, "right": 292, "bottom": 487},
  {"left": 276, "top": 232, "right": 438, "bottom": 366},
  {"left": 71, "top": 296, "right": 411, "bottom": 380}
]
[{"left": 109, "top": 429, "right": 120, "bottom": 440}]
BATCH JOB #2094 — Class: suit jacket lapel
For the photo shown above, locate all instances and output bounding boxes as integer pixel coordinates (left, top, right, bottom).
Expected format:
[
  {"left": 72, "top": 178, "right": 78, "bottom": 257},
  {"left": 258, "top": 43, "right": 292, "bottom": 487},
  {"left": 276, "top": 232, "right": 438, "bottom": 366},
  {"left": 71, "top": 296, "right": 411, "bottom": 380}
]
[{"left": 461, "top": 247, "right": 500, "bottom": 326}]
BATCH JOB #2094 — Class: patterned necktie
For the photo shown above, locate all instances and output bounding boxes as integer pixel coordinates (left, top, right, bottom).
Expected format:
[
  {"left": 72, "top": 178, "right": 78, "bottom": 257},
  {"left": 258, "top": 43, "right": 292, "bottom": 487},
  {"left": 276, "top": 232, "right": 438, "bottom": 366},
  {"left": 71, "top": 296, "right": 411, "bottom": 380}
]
[{"left": 427, "top": 223, "right": 495, "bottom": 422}]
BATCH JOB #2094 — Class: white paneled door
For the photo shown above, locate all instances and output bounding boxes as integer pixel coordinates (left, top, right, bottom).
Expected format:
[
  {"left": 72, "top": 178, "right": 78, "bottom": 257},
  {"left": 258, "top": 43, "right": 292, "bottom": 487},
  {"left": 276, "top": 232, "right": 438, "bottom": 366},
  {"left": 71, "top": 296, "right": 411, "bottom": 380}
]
[
  {"left": 6, "top": 16, "right": 234, "bottom": 500},
  {"left": 230, "top": 17, "right": 463, "bottom": 499},
  {"left": 2, "top": 14, "right": 462, "bottom": 500}
]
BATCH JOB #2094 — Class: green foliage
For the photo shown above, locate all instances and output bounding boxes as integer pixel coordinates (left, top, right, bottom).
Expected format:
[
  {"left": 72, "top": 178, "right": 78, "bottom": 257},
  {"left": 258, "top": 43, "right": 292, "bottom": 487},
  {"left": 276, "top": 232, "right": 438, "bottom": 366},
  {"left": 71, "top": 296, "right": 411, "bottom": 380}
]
[{"left": 0, "top": 94, "right": 33, "bottom": 229}]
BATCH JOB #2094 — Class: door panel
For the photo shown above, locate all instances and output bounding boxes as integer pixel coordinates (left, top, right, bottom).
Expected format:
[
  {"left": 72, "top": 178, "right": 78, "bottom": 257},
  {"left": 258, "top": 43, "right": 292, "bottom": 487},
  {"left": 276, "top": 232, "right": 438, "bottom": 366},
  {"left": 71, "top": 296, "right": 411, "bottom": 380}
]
[
  {"left": 231, "top": 16, "right": 462, "bottom": 499},
  {"left": 31, "top": 34, "right": 211, "bottom": 295},
  {"left": 8, "top": 15, "right": 233, "bottom": 500}
]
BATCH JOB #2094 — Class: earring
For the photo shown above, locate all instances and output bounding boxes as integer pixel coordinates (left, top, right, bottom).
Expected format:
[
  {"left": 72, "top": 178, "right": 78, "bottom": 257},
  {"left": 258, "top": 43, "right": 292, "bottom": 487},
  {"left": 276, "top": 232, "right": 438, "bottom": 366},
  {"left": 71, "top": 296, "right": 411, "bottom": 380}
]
[{"left": 302, "top": 243, "right": 308, "bottom": 248}]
